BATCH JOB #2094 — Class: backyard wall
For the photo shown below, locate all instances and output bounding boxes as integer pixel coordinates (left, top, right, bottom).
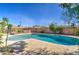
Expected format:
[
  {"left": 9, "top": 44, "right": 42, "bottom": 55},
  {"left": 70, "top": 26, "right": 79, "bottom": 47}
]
[{"left": 63, "top": 28, "right": 74, "bottom": 35}]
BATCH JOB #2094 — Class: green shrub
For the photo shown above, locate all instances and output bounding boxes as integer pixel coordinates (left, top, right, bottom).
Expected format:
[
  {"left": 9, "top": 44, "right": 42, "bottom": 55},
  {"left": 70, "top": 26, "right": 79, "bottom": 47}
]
[
  {"left": 56, "top": 26, "right": 64, "bottom": 34},
  {"left": 49, "top": 24, "right": 64, "bottom": 34},
  {"left": 0, "top": 33, "right": 3, "bottom": 48},
  {"left": 75, "top": 30, "right": 79, "bottom": 36},
  {"left": 0, "top": 33, "right": 3, "bottom": 43},
  {"left": 15, "top": 28, "right": 23, "bottom": 33},
  {"left": 0, "top": 33, "right": 3, "bottom": 38},
  {"left": 49, "top": 24, "right": 57, "bottom": 33}
]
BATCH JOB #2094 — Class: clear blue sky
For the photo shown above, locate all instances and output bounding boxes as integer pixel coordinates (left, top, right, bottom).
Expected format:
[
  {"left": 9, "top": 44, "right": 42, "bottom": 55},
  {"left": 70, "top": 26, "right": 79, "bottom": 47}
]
[{"left": 0, "top": 3, "right": 64, "bottom": 27}]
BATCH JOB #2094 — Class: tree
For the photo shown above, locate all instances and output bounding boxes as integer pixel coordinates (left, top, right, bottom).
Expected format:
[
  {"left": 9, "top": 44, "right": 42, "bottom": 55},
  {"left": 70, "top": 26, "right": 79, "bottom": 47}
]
[
  {"left": 0, "top": 18, "right": 9, "bottom": 52},
  {"left": 49, "top": 23, "right": 57, "bottom": 33},
  {"left": 0, "top": 33, "right": 3, "bottom": 47},
  {"left": 0, "top": 17, "right": 10, "bottom": 52},
  {"left": 2, "top": 17, "right": 9, "bottom": 52},
  {"left": 60, "top": 3, "right": 74, "bottom": 27},
  {"left": 49, "top": 23, "right": 64, "bottom": 34},
  {"left": 0, "top": 17, "right": 13, "bottom": 53},
  {"left": 56, "top": 26, "right": 64, "bottom": 34},
  {"left": 0, "top": 19, "right": 7, "bottom": 33},
  {"left": 60, "top": 4, "right": 79, "bottom": 50},
  {"left": 60, "top": 3, "right": 79, "bottom": 26},
  {"left": 71, "top": 22, "right": 75, "bottom": 28},
  {"left": 8, "top": 24, "right": 12, "bottom": 34}
]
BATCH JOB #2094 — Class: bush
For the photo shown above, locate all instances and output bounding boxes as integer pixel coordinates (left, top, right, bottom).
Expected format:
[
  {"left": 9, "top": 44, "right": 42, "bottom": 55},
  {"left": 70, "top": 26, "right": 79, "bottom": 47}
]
[
  {"left": 0, "top": 33, "right": 3, "bottom": 44},
  {"left": 0, "top": 33, "right": 3, "bottom": 38},
  {"left": 49, "top": 24, "right": 64, "bottom": 34},
  {"left": 75, "top": 30, "right": 79, "bottom": 36},
  {"left": 56, "top": 26, "right": 64, "bottom": 34},
  {"left": 49, "top": 24, "right": 58, "bottom": 33},
  {"left": 15, "top": 28, "right": 23, "bottom": 33}
]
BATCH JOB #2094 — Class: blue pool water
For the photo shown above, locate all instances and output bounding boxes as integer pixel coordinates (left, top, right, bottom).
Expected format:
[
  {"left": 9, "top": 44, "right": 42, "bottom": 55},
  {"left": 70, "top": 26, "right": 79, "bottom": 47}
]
[{"left": 8, "top": 34, "right": 79, "bottom": 45}]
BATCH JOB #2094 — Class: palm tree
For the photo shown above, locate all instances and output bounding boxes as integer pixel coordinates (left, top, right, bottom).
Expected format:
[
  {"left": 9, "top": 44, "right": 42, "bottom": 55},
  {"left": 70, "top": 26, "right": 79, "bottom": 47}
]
[
  {"left": 8, "top": 24, "right": 12, "bottom": 34},
  {"left": 2, "top": 17, "right": 9, "bottom": 52},
  {"left": 0, "top": 20, "right": 7, "bottom": 33},
  {"left": 0, "top": 17, "right": 9, "bottom": 52}
]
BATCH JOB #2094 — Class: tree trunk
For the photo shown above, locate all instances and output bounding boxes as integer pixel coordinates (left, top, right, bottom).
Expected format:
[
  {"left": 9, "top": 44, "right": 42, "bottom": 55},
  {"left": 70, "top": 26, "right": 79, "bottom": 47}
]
[
  {"left": 5, "top": 22, "right": 9, "bottom": 52},
  {"left": 5, "top": 31, "right": 8, "bottom": 52}
]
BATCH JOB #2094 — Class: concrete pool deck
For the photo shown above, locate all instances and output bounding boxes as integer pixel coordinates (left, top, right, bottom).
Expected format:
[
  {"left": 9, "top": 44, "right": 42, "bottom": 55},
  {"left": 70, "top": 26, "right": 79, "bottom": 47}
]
[
  {"left": 7, "top": 38, "right": 79, "bottom": 53},
  {"left": 23, "top": 38, "right": 78, "bottom": 53}
]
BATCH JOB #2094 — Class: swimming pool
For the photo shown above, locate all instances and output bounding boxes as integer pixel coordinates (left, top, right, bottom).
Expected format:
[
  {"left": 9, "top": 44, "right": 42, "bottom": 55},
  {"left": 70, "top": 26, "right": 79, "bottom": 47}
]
[{"left": 8, "top": 34, "right": 79, "bottom": 45}]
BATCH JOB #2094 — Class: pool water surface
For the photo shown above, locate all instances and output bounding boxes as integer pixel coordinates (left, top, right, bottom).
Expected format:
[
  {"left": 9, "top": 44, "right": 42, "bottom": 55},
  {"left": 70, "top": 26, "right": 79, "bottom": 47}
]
[{"left": 8, "top": 34, "right": 79, "bottom": 45}]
